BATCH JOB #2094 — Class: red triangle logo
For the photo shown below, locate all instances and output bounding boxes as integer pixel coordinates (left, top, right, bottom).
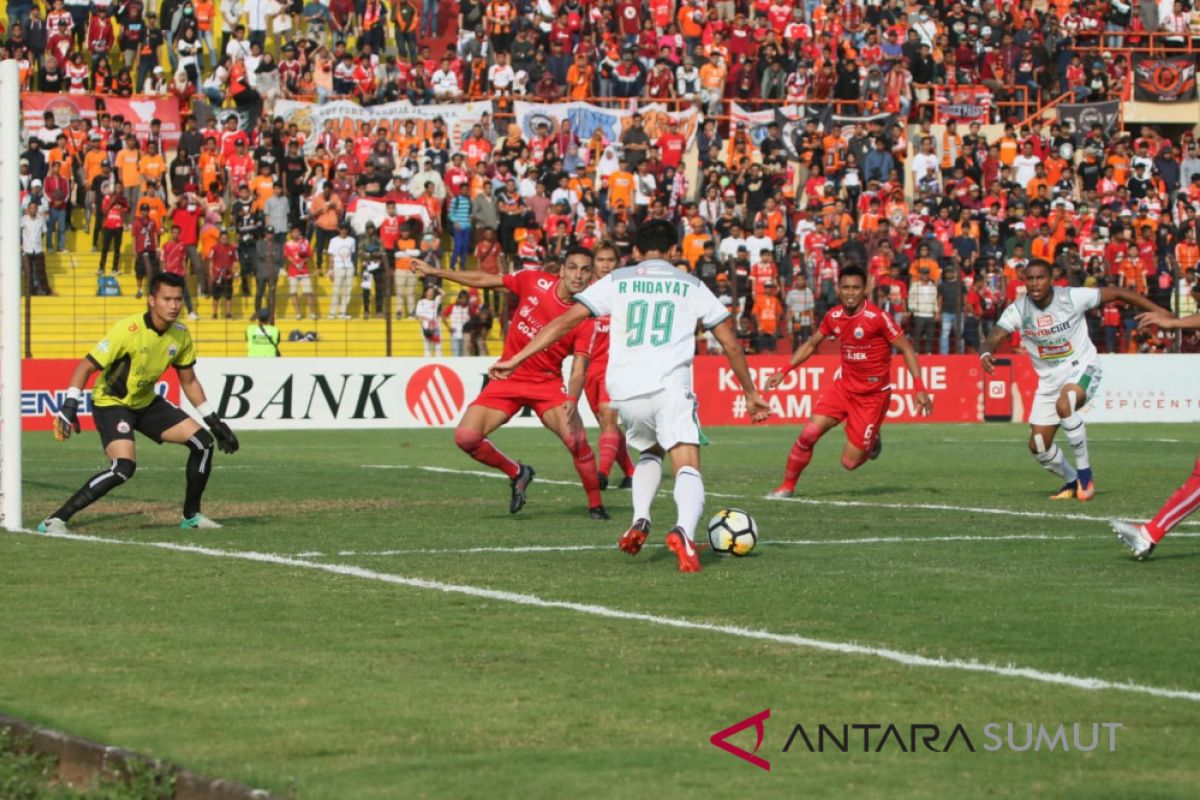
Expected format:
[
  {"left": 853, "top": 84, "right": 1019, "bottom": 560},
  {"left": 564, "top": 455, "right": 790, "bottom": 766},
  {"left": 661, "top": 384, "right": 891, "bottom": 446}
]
[{"left": 710, "top": 708, "right": 771, "bottom": 771}]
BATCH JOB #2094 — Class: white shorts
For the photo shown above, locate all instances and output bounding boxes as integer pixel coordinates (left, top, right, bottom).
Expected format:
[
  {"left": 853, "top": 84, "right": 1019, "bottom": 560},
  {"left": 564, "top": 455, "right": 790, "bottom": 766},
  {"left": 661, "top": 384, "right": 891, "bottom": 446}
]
[
  {"left": 611, "top": 387, "right": 701, "bottom": 452},
  {"left": 1029, "top": 359, "right": 1101, "bottom": 427},
  {"left": 289, "top": 274, "right": 313, "bottom": 293}
]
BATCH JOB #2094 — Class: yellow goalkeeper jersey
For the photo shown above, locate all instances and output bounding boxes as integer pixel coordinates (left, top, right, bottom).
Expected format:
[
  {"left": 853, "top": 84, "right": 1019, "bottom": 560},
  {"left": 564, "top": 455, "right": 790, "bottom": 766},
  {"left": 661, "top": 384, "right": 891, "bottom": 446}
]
[{"left": 87, "top": 312, "right": 196, "bottom": 410}]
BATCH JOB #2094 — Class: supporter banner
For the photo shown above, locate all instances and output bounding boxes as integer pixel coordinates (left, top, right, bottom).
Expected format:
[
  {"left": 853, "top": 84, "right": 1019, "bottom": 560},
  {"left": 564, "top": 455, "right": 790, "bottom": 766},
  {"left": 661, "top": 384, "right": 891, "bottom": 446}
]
[
  {"left": 630, "top": 103, "right": 700, "bottom": 149},
  {"left": 513, "top": 101, "right": 698, "bottom": 149},
  {"left": 934, "top": 86, "right": 992, "bottom": 124},
  {"left": 20, "top": 359, "right": 180, "bottom": 432},
  {"left": 1056, "top": 100, "right": 1120, "bottom": 140},
  {"left": 21, "top": 94, "right": 98, "bottom": 139},
  {"left": 274, "top": 99, "right": 493, "bottom": 152},
  {"left": 346, "top": 197, "right": 433, "bottom": 235},
  {"left": 183, "top": 358, "right": 597, "bottom": 430},
  {"left": 730, "top": 102, "right": 777, "bottom": 146},
  {"left": 1133, "top": 55, "right": 1198, "bottom": 102},
  {"left": 102, "top": 97, "right": 183, "bottom": 149},
  {"left": 513, "top": 100, "right": 622, "bottom": 144},
  {"left": 694, "top": 356, "right": 985, "bottom": 426}
]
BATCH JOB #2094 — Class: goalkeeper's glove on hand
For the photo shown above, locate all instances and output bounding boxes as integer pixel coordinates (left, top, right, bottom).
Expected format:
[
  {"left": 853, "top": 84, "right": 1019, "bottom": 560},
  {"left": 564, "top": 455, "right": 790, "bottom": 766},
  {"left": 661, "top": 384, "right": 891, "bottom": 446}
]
[
  {"left": 53, "top": 398, "right": 82, "bottom": 441},
  {"left": 204, "top": 413, "right": 240, "bottom": 454}
]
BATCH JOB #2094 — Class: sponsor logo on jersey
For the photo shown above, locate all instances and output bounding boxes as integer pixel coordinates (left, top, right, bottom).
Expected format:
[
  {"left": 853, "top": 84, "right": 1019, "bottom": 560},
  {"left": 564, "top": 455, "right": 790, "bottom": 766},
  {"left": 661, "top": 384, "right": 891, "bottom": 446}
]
[
  {"left": 1036, "top": 341, "right": 1073, "bottom": 359},
  {"left": 128, "top": 323, "right": 138, "bottom": 332},
  {"left": 97, "top": 339, "right": 110, "bottom": 352},
  {"left": 116, "top": 420, "right": 131, "bottom": 434},
  {"left": 1037, "top": 314, "right": 1053, "bottom": 327},
  {"left": 536, "top": 278, "right": 553, "bottom": 290}
]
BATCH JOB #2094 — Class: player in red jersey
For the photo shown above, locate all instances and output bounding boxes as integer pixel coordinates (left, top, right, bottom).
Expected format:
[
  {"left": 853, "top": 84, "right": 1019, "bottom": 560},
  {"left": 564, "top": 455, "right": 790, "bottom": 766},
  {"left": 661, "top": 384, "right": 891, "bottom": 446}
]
[
  {"left": 578, "top": 242, "right": 636, "bottom": 490},
  {"left": 1111, "top": 309, "right": 1200, "bottom": 559},
  {"left": 765, "top": 266, "right": 932, "bottom": 497},
  {"left": 414, "top": 248, "right": 609, "bottom": 519}
]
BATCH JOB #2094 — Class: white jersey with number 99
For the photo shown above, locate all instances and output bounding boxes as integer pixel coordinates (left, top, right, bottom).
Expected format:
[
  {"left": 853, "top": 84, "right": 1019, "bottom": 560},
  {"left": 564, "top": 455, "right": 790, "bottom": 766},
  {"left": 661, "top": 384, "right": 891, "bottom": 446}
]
[{"left": 575, "top": 259, "right": 731, "bottom": 402}]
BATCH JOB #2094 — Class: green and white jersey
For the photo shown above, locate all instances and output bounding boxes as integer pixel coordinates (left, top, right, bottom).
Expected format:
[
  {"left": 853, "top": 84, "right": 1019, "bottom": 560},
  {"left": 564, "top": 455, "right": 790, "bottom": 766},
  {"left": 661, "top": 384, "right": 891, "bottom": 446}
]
[
  {"left": 997, "top": 287, "right": 1101, "bottom": 377},
  {"left": 575, "top": 259, "right": 730, "bottom": 402}
]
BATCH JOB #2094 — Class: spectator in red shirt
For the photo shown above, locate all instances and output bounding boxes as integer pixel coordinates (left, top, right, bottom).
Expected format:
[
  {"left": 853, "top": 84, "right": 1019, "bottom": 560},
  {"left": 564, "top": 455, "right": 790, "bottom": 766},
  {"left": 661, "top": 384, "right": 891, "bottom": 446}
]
[{"left": 207, "top": 230, "right": 239, "bottom": 319}]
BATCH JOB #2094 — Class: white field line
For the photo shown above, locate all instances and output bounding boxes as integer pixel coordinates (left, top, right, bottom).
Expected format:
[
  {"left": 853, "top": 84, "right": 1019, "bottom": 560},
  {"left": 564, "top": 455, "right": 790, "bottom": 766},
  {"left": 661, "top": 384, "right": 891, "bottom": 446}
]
[
  {"left": 362, "top": 464, "right": 1200, "bottom": 528},
  {"left": 291, "top": 533, "right": 1150, "bottom": 559},
  {"left": 936, "top": 437, "right": 1189, "bottom": 445},
  {"left": 9, "top": 527, "right": 1200, "bottom": 704}
]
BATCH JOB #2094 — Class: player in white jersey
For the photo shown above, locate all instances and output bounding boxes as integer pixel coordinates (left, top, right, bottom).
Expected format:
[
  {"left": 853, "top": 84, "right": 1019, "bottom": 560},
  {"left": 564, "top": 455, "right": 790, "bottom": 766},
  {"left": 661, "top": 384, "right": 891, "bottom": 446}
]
[
  {"left": 490, "top": 220, "right": 770, "bottom": 573},
  {"left": 980, "top": 259, "right": 1166, "bottom": 501}
]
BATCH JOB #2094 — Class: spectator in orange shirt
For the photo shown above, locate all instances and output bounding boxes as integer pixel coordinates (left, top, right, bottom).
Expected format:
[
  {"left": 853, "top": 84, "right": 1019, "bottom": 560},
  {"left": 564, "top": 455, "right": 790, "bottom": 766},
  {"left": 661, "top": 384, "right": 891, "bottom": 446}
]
[{"left": 754, "top": 281, "right": 784, "bottom": 352}]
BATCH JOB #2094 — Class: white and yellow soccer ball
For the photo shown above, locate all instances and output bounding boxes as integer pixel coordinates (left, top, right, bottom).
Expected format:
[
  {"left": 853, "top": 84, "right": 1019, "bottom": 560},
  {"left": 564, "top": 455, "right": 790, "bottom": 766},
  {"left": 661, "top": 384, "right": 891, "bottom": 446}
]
[{"left": 707, "top": 508, "right": 758, "bottom": 557}]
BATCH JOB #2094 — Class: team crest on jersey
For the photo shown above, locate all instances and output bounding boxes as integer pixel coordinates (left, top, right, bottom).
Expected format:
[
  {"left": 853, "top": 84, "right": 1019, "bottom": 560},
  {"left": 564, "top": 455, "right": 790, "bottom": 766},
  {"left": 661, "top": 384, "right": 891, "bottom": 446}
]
[
  {"left": 168, "top": 344, "right": 178, "bottom": 357},
  {"left": 854, "top": 327, "right": 864, "bottom": 339},
  {"left": 116, "top": 421, "right": 131, "bottom": 434},
  {"left": 636, "top": 267, "right": 646, "bottom": 275},
  {"left": 128, "top": 323, "right": 138, "bottom": 332},
  {"left": 1037, "top": 314, "right": 1053, "bottom": 327},
  {"left": 536, "top": 278, "right": 553, "bottom": 290}
]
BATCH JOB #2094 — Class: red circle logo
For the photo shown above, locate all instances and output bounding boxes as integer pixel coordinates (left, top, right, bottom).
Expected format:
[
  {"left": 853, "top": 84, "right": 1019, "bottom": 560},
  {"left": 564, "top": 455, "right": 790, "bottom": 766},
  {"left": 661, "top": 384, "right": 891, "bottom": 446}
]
[{"left": 406, "top": 365, "right": 466, "bottom": 426}]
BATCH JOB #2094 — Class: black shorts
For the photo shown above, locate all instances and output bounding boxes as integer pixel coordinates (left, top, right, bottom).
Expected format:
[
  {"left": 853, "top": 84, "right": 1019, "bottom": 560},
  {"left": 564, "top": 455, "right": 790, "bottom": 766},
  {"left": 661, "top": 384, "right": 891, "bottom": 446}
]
[
  {"left": 211, "top": 279, "right": 233, "bottom": 299},
  {"left": 93, "top": 396, "right": 192, "bottom": 448}
]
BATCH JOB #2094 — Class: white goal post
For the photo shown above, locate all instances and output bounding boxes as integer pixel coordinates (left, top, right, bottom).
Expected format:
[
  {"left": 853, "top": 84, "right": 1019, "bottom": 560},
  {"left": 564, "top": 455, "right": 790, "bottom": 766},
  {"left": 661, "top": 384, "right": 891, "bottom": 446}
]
[{"left": 0, "top": 59, "right": 22, "bottom": 531}]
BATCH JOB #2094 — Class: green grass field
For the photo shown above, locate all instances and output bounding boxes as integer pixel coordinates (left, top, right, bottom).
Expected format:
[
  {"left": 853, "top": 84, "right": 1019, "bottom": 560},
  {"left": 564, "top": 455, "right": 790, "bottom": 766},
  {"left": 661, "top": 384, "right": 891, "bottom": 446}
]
[{"left": 3, "top": 423, "right": 1199, "bottom": 798}]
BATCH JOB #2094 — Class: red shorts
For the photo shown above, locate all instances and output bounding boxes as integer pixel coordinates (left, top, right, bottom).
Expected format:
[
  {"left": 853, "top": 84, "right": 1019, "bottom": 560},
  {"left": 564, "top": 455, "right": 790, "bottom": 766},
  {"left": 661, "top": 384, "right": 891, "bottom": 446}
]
[
  {"left": 584, "top": 368, "right": 609, "bottom": 414},
  {"left": 813, "top": 381, "right": 890, "bottom": 452},
  {"left": 471, "top": 377, "right": 572, "bottom": 418}
]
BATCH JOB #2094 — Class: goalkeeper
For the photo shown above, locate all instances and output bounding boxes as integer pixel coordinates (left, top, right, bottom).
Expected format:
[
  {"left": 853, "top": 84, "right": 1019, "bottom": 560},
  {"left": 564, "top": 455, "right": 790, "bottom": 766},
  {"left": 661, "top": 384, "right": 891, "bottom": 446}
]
[{"left": 37, "top": 273, "right": 240, "bottom": 534}]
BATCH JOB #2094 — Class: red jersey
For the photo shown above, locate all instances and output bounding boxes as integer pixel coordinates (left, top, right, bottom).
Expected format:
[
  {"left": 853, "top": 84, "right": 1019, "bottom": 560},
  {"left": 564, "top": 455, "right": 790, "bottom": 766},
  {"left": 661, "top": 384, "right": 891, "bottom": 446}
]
[
  {"left": 818, "top": 301, "right": 902, "bottom": 394},
  {"left": 284, "top": 238, "right": 312, "bottom": 276},
  {"left": 585, "top": 315, "right": 611, "bottom": 379},
  {"left": 500, "top": 270, "right": 593, "bottom": 383}
]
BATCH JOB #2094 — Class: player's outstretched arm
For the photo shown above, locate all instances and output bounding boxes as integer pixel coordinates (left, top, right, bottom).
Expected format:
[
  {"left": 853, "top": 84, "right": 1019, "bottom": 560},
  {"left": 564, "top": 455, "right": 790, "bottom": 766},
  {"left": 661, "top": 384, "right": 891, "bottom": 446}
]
[
  {"left": 711, "top": 319, "right": 771, "bottom": 422},
  {"left": 764, "top": 330, "right": 825, "bottom": 390},
  {"left": 1099, "top": 286, "right": 1168, "bottom": 315},
  {"left": 1138, "top": 311, "right": 1200, "bottom": 330},
  {"left": 53, "top": 358, "right": 100, "bottom": 441},
  {"left": 178, "top": 367, "right": 239, "bottom": 454},
  {"left": 891, "top": 333, "right": 933, "bottom": 416},
  {"left": 489, "top": 304, "right": 592, "bottom": 380},
  {"left": 411, "top": 258, "right": 506, "bottom": 289},
  {"left": 978, "top": 324, "right": 1012, "bottom": 374}
]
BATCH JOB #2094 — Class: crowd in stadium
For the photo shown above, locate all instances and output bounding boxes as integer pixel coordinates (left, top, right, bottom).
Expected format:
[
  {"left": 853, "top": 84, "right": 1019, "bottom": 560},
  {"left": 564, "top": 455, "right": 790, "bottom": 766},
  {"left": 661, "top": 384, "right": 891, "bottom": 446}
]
[{"left": 11, "top": 0, "right": 1200, "bottom": 355}]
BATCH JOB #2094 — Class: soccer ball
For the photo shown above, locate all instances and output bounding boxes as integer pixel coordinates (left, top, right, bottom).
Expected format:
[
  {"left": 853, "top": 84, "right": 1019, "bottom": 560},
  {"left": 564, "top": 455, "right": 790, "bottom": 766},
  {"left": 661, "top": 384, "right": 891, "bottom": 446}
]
[{"left": 707, "top": 508, "right": 758, "bottom": 557}]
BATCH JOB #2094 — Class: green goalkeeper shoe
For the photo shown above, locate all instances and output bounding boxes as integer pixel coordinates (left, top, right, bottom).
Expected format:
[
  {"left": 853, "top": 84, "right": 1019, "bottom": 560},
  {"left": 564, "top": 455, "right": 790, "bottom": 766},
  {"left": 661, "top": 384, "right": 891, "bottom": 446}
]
[{"left": 180, "top": 514, "right": 223, "bottom": 530}]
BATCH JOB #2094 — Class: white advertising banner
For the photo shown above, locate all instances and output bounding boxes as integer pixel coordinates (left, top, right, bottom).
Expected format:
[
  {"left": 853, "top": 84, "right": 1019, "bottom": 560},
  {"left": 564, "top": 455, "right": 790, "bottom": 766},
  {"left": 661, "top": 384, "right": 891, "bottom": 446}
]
[
  {"left": 188, "top": 358, "right": 597, "bottom": 430},
  {"left": 1087, "top": 355, "right": 1200, "bottom": 422}
]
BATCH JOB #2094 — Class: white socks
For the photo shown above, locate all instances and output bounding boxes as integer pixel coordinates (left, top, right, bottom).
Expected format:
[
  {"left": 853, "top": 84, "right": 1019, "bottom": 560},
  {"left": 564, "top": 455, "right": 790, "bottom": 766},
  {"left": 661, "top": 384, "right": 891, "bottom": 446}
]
[
  {"left": 673, "top": 466, "right": 705, "bottom": 543},
  {"left": 1035, "top": 443, "right": 1078, "bottom": 483},
  {"left": 1061, "top": 413, "right": 1090, "bottom": 471},
  {"left": 632, "top": 454, "right": 662, "bottom": 523}
]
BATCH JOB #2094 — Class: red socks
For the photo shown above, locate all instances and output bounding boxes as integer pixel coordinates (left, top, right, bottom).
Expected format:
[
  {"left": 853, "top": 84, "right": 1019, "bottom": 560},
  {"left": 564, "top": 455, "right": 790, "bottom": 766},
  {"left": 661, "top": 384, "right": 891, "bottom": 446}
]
[
  {"left": 1147, "top": 457, "right": 1200, "bottom": 542},
  {"left": 781, "top": 423, "right": 824, "bottom": 491},
  {"left": 567, "top": 430, "right": 603, "bottom": 506},
  {"left": 454, "top": 428, "right": 520, "bottom": 480},
  {"left": 598, "top": 430, "right": 619, "bottom": 477},
  {"left": 614, "top": 431, "right": 635, "bottom": 476}
]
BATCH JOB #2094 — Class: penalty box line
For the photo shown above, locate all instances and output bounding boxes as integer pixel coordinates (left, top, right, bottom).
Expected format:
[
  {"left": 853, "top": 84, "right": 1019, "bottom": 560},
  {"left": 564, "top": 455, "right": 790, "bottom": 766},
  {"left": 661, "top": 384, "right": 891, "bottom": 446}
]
[
  {"left": 10, "top": 527, "right": 1200, "bottom": 705},
  {"left": 363, "top": 464, "right": 1200, "bottom": 529}
]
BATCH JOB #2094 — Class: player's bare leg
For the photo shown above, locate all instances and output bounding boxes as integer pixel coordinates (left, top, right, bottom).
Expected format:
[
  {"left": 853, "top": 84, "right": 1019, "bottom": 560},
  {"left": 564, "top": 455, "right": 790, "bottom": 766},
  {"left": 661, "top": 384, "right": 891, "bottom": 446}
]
[
  {"left": 1028, "top": 423, "right": 1079, "bottom": 499},
  {"left": 1112, "top": 454, "right": 1200, "bottom": 560},
  {"left": 596, "top": 405, "right": 635, "bottom": 490},
  {"left": 1056, "top": 382, "right": 1094, "bottom": 500},
  {"left": 539, "top": 402, "right": 607, "bottom": 519},
  {"left": 663, "top": 443, "right": 704, "bottom": 573},
  {"left": 769, "top": 415, "right": 840, "bottom": 498},
  {"left": 40, "top": 439, "right": 139, "bottom": 533},
  {"left": 161, "top": 418, "right": 221, "bottom": 529},
  {"left": 453, "top": 405, "right": 530, "bottom": 513},
  {"left": 839, "top": 441, "right": 870, "bottom": 472}
]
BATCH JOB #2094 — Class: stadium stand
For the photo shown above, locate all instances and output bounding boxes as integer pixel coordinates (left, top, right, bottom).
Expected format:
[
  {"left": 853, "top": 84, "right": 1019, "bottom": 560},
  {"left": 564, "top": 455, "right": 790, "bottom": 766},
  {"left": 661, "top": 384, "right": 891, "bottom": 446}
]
[{"left": 10, "top": 0, "right": 1200, "bottom": 357}]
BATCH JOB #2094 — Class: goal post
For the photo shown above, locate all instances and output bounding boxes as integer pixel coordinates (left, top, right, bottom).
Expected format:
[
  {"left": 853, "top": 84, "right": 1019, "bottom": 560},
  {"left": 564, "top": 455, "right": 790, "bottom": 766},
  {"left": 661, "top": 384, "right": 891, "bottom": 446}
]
[{"left": 0, "top": 59, "right": 22, "bottom": 532}]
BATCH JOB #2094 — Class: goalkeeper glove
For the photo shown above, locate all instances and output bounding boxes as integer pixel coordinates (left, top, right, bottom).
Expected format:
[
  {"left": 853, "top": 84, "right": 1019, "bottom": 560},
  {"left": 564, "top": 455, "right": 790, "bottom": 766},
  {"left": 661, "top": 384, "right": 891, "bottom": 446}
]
[
  {"left": 53, "top": 397, "right": 82, "bottom": 441},
  {"left": 204, "top": 413, "right": 240, "bottom": 454}
]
